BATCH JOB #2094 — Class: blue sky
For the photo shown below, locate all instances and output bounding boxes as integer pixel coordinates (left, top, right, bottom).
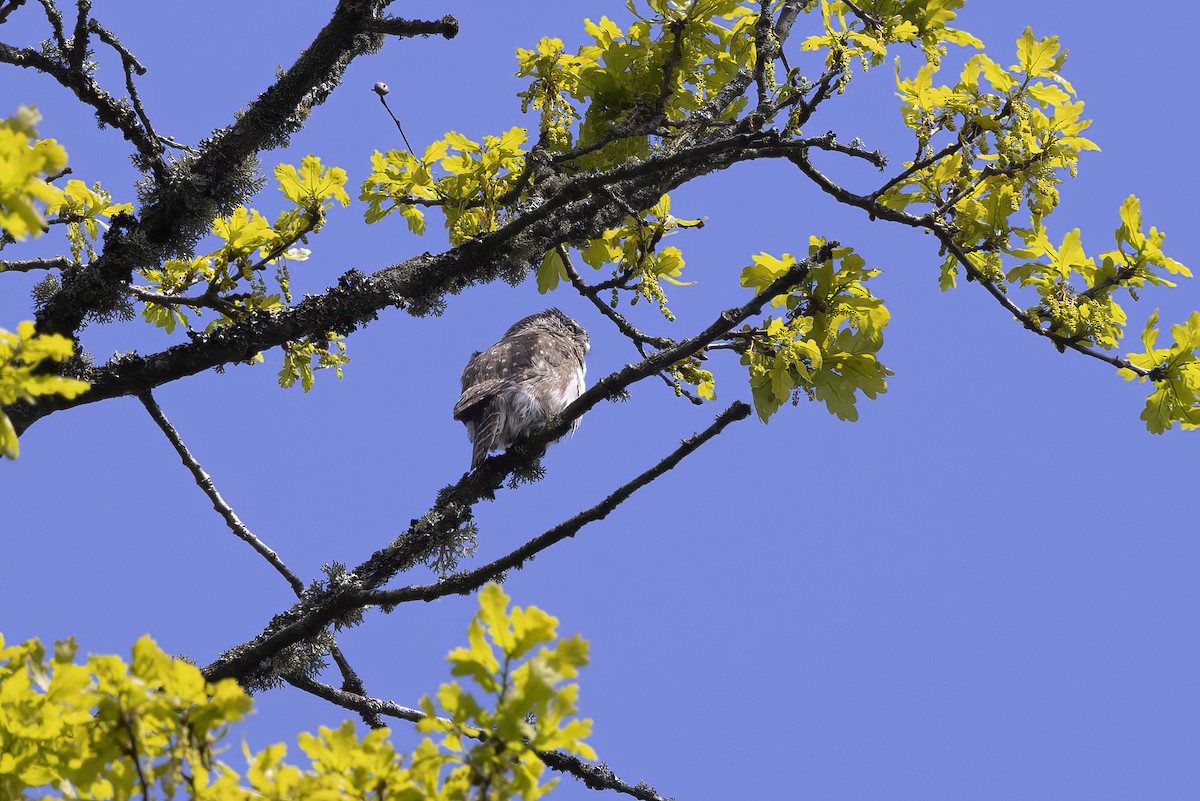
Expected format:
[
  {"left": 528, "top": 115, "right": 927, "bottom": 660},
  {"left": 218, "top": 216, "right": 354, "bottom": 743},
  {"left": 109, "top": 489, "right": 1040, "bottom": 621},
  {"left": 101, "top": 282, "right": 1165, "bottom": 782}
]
[{"left": 3, "top": 2, "right": 1199, "bottom": 799}]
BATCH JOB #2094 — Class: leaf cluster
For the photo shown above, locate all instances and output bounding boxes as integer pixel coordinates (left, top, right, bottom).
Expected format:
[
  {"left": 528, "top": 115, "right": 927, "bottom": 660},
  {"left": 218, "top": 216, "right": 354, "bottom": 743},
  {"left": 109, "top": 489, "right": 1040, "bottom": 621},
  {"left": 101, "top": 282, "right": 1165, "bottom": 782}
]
[
  {"left": 0, "top": 583, "right": 593, "bottom": 800},
  {"left": 0, "top": 321, "right": 88, "bottom": 458},
  {"left": 360, "top": 129, "right": 529, "bottom": 245},
  {"left": 738, "top": 237, "right": 890, "bottom": 421},
  {"left": 0, "top": 106, "right": 67, "bottom": 240}
]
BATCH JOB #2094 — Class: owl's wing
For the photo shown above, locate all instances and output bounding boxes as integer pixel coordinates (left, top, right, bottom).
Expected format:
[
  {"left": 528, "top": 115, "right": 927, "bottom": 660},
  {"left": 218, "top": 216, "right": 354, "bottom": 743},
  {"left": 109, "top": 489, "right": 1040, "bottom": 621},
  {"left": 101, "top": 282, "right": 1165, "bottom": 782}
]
[
  {"left": 454, "top": 334, "right": 540, "bottom": 420},
  {"left": 452, "top": 378, "right": 508, "bottom": 420}
]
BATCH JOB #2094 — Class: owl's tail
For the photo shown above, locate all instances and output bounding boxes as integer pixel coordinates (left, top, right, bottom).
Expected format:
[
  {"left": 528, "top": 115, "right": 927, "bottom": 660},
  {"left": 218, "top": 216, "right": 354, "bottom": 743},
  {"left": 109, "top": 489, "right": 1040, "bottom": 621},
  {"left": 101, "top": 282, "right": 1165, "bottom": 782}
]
[{"left": 470, "top": 401, "right": 504, "bottom": 469}]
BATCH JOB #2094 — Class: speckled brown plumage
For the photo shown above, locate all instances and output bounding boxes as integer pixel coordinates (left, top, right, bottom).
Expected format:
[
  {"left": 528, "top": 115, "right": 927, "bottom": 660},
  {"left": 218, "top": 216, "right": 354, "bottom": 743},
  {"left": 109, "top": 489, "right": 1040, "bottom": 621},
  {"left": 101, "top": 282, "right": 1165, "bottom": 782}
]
[{"left": 454, "top": 309, "right": 590, "bottom": 469}]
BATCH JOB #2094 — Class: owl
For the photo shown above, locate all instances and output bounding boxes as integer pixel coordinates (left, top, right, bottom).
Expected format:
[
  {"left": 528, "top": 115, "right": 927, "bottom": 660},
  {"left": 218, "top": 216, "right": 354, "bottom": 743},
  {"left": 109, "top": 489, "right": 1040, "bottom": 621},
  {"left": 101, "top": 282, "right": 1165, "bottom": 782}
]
[{"left": 454, "top": 309, "right": 590, "bottom": 469}]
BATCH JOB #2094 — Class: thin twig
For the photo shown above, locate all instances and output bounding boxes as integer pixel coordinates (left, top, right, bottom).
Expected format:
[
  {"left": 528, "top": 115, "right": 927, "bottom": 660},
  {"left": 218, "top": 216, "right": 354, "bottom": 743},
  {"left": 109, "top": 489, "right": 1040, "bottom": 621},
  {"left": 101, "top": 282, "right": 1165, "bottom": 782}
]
[
  {"left": 157, "top": 134, "right": 198, "bottom": 154},
  {"left": 88, "top": 17, "right": 162, "bottom": 154},
  {"left": 0, "top": 38, "right": 166, "bottom": 176},
  {"left": 118, "top": 710, "right": 153, "bottom": 801},
  {"left": 558, "top": 245, "right": 673, "bottom": 350},
  {"left": 558, "top": 244, "right": 700, "bottom": 402},
  {"left": 377, "top": 93, "right": 415, "bottom": 154},
  {"left": 138, "top": 391, "right": 306, "bottom": 594}
]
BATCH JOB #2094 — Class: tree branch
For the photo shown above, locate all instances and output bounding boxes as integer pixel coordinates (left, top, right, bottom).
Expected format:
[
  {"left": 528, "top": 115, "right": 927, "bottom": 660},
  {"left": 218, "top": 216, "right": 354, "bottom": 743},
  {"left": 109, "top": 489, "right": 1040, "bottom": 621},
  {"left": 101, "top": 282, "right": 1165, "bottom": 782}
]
[
  {"left": 284, "top": 674, "right": 674, "bottom": 801},
  {"left": 367, "top": 401, "right": 751, "bottom": 608},
  {"left": 34, "top": 0, "right": 68, "bottom": 52},
  {"left": 559, "top": 244, "right": 673, "bottom": 352},
  {"left": 786, "top": 148, "right": 1152, "bottom": 377},
  {"left": 0, "top": 256, "right": 76, "bottom": 272},
  {"left": 0, "top": 0, "right": 25, "bottom": 25},
  {"left": 364, "top": 14, "right": 458, "bottom": 39},
  {"left": 0, "top": 38, "right": 166, "bottom": 177},
  {"left": 199, "top": 245, "right": 830, "bottom": 688},
  {"left": 86, "top": 17, "right": 161, "bottom": 152},
  {"left": 138, "top": 391, "right": 306, "bottom": 594}
]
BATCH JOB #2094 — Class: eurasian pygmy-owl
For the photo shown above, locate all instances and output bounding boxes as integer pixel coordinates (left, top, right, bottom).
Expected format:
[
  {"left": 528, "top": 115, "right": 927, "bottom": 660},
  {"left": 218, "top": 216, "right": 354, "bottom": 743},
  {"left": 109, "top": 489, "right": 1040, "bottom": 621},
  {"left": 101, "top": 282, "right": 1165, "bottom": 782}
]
[{"left": 454, "top": 309, "right": 590, "bottom": 469}]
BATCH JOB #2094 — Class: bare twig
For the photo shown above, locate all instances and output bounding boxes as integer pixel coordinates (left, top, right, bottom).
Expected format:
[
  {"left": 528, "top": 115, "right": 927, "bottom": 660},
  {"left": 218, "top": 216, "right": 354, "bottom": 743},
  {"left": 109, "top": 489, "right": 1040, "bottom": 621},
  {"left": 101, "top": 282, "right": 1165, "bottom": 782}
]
[
  {"left": 87, "top": 17, "right": 162, "bottom": 152},
  {"left": 34, "top": 0, "right": 68, "bottom": 52},
  {"left": 138, "top": 391, "right": 306, "bottom": 594},
  {"left": 157, "top": 134, "right": 198, "bottom": 154},
  {"left": 0, "top": 38, "right": 166, "bottom": 178},
  {"left": 376, "top": 91, "right": 415, "bottom": 154},
  {"left": 557, "top": 244, "right": 698, "bottom": 401},
  {"left": 558, "top": 245, "right": 673, "bottom": 351}
]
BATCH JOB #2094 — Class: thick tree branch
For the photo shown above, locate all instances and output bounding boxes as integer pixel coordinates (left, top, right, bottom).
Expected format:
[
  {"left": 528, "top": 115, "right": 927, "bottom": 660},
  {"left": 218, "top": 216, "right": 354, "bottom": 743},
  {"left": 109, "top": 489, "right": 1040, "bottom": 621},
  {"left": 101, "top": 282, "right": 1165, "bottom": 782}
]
[
  {"left": 0, "top": 256, "right": 76, "bottom": 272},
  {"left": 285, "top": 674, "right": 673, "bottom": 801},
  {"left": 364, "top": 15, "right": 458, "bottom": 39},
  {"left": 367, "top": 401, "right": 751, "bottom": 608},
  {"left": 29, "top": 1, "right": 458, "bottom": 340}
]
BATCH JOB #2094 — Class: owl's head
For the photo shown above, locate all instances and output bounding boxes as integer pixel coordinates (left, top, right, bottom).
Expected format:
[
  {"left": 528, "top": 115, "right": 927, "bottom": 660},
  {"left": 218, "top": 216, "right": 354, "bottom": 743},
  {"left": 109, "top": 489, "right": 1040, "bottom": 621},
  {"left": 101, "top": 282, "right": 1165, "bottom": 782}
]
[{"left": 507, "top": 308, "right": 590, "bottom": 354}]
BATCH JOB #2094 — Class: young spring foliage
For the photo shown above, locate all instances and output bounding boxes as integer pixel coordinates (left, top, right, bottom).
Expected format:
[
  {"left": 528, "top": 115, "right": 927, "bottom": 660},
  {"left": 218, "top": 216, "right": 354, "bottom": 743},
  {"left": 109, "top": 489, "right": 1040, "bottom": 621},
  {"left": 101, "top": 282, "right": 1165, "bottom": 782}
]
[
  {"left": 0, "top": 106, "right": 67, "bottom": 240},
  {"left": 0, "top": 321, "right": 88, "bottom": 459},
  {"left": 538, "top": 194, "right": 702, "bottom": 321},
  {"left": 0, "top": 583, "right": 592, "bottom": 800},
  {"left": 866, "top": 18, "right": 1195, "bottom": 429},
  {"left": 352, "top": 1, "right": 1197, "bottom": 432},
  {"left": 739, "top": 238, "right": 891, "bottom": 421},
  {"left": 0, "top": 108, "right": 92, "bottom": 459},
  {"left": 135, "top": 155, "right": 351, "bottom": 389},
  {"left": 360, "top": 128, "right": 529, "bottom": 244}
]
